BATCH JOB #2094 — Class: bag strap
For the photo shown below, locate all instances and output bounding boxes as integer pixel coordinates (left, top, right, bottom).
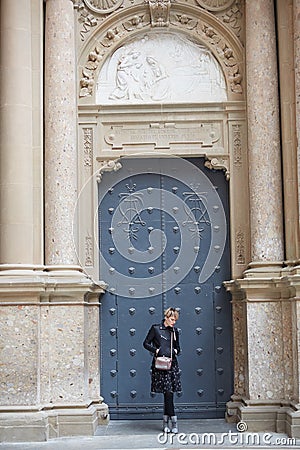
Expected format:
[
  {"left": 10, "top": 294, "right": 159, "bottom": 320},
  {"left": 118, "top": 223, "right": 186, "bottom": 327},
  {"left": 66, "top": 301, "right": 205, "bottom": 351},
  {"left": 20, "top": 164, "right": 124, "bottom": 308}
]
[{"left": 170, "top": 330, "right": 173, "bottom": 359}]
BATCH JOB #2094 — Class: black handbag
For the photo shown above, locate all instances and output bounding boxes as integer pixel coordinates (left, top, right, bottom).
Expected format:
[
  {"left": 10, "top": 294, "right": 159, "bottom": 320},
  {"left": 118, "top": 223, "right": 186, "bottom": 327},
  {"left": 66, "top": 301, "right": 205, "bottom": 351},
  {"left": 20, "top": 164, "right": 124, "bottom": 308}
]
[{"left": 155, "top": 331, "right": 173, "bottom": 370}]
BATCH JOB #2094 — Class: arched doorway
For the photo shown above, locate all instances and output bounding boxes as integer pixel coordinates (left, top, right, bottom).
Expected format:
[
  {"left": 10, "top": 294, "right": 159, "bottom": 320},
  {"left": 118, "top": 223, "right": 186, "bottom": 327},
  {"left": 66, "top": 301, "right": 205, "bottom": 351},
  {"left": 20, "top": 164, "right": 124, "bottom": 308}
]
[{"left": 77, "top": 11, "right": 248, "bottom": 421}]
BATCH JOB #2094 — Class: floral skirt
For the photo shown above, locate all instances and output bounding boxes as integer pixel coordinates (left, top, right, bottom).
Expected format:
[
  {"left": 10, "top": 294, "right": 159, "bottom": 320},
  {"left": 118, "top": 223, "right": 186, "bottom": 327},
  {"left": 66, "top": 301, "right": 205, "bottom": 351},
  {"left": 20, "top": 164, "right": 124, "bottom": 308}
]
[{"left": 150, "top": 358, "right": 182, "bottom": 393}]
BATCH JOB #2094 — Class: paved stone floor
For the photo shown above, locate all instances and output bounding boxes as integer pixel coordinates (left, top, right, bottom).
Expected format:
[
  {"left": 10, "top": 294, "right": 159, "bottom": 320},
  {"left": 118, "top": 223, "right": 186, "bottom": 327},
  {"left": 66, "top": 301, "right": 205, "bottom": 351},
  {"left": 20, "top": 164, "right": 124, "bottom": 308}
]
[{"left": 0, "top": 419, "right": 300, "bottom": 450}]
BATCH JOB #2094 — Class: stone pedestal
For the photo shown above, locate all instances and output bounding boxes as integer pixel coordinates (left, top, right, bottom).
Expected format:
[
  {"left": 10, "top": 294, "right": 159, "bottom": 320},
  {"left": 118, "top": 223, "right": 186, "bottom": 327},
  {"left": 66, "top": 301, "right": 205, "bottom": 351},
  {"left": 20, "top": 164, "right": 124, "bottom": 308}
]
[
  {"left": 225, "top": 264, "right": 300, "bottom": 438},
  {"left": 0, "top": 267, "right": 109, "bottom": 442}
]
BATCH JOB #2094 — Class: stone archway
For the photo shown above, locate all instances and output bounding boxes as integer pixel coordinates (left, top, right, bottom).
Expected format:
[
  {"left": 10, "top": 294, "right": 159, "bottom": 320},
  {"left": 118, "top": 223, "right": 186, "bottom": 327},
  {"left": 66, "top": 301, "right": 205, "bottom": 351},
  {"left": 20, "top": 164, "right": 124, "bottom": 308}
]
[
  {"left": 77, "top": 1, "right": 244, "bottom": 103},
  {"left": 76, "top": 0, "right": 250, "bottom": 426}
]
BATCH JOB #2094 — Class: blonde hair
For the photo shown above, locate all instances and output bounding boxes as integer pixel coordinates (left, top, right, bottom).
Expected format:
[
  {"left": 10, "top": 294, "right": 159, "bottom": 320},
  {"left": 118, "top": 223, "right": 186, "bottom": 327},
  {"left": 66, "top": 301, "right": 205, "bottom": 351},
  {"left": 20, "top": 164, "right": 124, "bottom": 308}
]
[{"left": 164, "top": 307, "right": 179, "bottom": 320}]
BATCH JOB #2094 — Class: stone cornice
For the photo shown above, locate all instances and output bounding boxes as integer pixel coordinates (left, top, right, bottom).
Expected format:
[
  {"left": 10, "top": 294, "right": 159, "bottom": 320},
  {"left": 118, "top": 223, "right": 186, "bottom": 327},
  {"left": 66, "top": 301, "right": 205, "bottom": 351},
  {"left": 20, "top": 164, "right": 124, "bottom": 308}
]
[{"left": 0, "top": 265, "right": 107, "bottom": 303}]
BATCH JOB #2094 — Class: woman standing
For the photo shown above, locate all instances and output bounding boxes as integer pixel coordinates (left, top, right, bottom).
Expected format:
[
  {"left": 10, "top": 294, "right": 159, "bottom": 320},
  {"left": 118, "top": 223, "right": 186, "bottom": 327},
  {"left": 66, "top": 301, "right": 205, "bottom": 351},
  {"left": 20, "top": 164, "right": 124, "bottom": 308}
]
[{"left": 143, "top": 307, "right": 182, "bottom": 433}]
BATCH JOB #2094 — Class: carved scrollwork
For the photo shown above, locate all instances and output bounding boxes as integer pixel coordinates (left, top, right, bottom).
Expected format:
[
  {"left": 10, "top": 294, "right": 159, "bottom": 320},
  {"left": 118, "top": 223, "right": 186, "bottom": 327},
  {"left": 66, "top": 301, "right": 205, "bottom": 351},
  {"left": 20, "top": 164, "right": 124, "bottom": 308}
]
[
  {"left": 96, "top": 160, "right": 123, "bottom": 182},
  {"left": 204, "top": 156, "right": 230, "bottom": 180}
]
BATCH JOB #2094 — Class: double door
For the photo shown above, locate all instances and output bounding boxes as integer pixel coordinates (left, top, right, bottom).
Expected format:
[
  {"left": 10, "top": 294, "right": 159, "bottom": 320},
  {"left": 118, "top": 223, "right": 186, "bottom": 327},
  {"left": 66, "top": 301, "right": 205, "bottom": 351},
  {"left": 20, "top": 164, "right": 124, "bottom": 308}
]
[{"left": 99, "top": 157, "right": 232, "bottom": 418}]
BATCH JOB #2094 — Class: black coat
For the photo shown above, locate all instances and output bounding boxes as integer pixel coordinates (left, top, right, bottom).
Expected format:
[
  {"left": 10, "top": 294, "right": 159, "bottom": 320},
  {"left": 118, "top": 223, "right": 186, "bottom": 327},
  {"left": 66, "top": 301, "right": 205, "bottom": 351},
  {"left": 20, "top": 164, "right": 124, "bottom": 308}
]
[
  {"left": 143, "top": 322, "right": 181, "bottom": 358},
  {"left": 143, "top": 321, "right": 182, "bottom": 393}
]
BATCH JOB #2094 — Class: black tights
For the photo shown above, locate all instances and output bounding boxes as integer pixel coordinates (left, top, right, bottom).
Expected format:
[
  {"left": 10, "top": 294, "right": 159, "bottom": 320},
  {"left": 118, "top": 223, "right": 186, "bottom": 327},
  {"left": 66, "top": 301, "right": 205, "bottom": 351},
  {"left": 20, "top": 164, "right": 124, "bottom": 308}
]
[{"left": 163, "top": 391, "right": 175, "bottom": 417}]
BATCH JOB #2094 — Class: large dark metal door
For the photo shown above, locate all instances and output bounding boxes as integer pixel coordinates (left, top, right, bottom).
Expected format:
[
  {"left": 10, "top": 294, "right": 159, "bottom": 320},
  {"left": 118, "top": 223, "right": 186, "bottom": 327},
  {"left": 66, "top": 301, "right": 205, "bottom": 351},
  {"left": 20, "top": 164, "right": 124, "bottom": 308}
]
[{"left": 99, "top": 157, "right": 232, "bottom": 419}]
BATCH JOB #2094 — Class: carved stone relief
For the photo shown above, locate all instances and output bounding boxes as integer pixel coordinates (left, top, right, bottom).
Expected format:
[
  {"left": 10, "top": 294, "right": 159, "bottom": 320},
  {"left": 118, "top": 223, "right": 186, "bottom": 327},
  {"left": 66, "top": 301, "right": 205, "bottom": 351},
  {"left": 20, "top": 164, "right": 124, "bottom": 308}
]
[
  {"left": 232, "top": 123, "right": 242, "bottom": 166},
  {"left": 235, "top": 228, "right": 245, "bottom": 264},
  {"left": 75, "top": 0, "right": 244, "bottom": 47},
  {"left": 85, "top": 235, "right": 94, "bottom": 266},
  {"left": 220, "top": 0, "right": 244, "bottom": 43},
  {"left": 79, "top": 13, "right": 243, "bottom": 99},
  {"left": 146, "top": 0, "right": 172, "bottom": 27},
  {"left": 83, "top": 127, "right": 93, "bottom": 167},
  {"left": 96, "top": 32, "right": 227, "bottom": 103}
]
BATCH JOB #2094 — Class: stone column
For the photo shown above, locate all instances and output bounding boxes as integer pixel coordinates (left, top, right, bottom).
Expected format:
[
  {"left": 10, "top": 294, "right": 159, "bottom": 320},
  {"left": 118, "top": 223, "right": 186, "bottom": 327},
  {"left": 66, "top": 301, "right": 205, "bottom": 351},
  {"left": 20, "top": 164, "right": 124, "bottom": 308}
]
[
  {"left": 0, "top": 1, "right": 108, "bottom": 442},
  {"left": 283, "top": 0, "right": 300, "bottom": 438},
  {"left": 226, "top": 0, "right": 290, "bottom": 435},
  {"left": 276, "top": 0, "right": 299, "bottom": 263},
  {"left": 295, "top": 0, "right": 300, "bottom": 227},
  {"left": 44, "top": 0, "right": 78, "bottom": 265},
  {"left": 245, "top": 0, "right": 284, "bottom": 267},
  {"left": 0, "top": 0, "right": 34, "bottom": 264}
]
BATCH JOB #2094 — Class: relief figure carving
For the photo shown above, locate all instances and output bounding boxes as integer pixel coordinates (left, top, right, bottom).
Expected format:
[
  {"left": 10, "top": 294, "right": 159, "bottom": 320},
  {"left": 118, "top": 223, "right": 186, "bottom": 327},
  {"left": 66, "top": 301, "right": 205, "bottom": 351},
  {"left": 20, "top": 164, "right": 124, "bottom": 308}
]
[
  {"left": 97, "top": 32, "right": 227, "bottom": 103},
  {"left": 109, "top": 51, "right": 169, "bottom": 101}
]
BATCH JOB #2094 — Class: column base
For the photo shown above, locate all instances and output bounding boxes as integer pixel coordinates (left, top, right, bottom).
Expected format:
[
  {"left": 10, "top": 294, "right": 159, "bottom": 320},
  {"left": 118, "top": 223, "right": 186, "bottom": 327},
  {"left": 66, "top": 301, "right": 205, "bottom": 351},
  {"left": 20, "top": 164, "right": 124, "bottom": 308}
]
[
  {"left": 226, "top": 400, "right": 300, "bottom": 438},
  {"left": 0, "top": 403, "right": 109, "bottom": 442},
  {"left": 285, "top": 405, "right": 300, "bottom": 438}
]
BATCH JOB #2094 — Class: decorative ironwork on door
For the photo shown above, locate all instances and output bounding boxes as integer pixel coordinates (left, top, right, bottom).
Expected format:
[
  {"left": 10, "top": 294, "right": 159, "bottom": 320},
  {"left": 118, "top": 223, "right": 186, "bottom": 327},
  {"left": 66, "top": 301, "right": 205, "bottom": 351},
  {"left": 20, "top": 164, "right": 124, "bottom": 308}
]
[{"left": 99, "top": 157, "right": 232, "bottom": 419}]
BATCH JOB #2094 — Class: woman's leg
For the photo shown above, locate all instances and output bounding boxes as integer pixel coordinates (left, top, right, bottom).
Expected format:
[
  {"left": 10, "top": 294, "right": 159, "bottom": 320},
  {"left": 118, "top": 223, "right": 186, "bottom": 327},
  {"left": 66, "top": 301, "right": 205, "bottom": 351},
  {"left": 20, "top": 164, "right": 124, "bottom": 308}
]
[
  {"left": 162, "top": 391, "right": 174, "bottom": 433},
  {"left": 164, "top": 391, "right": 178, "bottom": 433},
  {"left": 163, "top": 391, "right": 175, "bottom": 416}
]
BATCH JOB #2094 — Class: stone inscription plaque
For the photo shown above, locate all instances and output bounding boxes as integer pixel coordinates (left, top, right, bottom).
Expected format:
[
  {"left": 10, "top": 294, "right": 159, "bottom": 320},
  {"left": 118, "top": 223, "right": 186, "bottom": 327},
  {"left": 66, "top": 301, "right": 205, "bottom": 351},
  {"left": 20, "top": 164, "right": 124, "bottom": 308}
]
[{"left": 104, "top": 122, "right": 223, "bottom": 150}]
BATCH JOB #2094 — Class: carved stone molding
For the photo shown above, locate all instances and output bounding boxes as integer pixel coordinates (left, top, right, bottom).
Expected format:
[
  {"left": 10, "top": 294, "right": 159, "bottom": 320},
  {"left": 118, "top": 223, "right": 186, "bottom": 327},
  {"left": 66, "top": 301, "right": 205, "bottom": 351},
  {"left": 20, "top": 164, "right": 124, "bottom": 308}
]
[
  {"left": 220, "top": 0, "right": 243, "bottom": 43},
  {"left": 96, "top": 159, "right": 123, "bottom": 182},
  {"left": 77, "top": 5, "right": 99, "bottom": 41},
  {"left": 78, "top": 7, "right": 244, "bottom": 99}
]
